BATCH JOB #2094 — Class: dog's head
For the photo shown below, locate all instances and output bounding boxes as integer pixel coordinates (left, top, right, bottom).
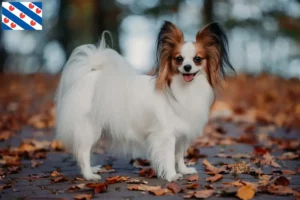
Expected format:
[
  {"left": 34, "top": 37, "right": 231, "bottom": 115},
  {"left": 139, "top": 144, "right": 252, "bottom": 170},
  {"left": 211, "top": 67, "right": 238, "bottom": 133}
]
[{"left": 155, "top": 21, "right": 235, "bottom": 91}]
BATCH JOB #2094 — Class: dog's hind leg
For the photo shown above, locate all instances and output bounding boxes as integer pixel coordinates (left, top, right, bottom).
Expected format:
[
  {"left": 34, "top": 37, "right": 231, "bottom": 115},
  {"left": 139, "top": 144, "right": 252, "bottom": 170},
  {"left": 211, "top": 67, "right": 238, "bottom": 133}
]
[{"left": 74, "top": 120, "right": 102, "bottom": 181}]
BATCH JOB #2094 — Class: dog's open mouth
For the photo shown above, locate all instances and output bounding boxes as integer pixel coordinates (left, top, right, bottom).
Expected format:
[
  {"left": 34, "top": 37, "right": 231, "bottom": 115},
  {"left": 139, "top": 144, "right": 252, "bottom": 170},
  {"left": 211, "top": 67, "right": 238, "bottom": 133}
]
[{"left": 182, "top": 72, "right": 198, "bottom": 82}]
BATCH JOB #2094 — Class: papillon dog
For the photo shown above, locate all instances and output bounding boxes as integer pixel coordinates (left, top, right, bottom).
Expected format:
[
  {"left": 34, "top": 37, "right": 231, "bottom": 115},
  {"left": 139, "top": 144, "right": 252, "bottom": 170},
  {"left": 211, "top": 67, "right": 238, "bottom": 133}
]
[{"left": 55, "top": 21, "right": 234, "bottom": 182}]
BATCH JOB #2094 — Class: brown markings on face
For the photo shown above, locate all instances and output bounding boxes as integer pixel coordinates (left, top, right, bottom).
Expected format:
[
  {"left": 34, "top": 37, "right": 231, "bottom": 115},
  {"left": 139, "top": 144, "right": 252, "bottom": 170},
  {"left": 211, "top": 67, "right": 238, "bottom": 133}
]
[{"left": 156, "top": 21, "right": 184, "bottom": 91}]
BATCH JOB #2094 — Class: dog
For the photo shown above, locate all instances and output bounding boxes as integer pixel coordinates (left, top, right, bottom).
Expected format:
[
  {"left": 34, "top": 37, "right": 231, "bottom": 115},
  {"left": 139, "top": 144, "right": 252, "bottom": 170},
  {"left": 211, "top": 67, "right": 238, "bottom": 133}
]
[{"left": 55, "top": 21, "right": 234, "bottom": 182}]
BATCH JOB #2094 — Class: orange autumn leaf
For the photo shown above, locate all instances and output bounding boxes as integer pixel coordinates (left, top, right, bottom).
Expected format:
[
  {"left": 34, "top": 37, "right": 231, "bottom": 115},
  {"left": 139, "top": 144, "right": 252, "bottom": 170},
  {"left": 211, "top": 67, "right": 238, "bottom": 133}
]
[
  {"left": 274, "top": 176, "right": 290, "bottom": 186},
  {"left": 206, "top": 174, "right": 223, "bottom": 182},
  {"left": 194, "top": 189, "right": 214, "bottom": 198},
  {"left": 50, "top": 170, "right": 62, "bottom": 177},
  {"left": 236, "top": 185, "right": 255, "bottom": 200},
  {"left": 86, "top": 182, "right": 108, "bottom": 193},
  {"left": 281, "top": 170, "right": 296, "bottom": 175},
  {"left": 166, "top": 182, "right": 181, "bottom": 193},
  {"left": 185, "top": 183, "right": 199, "bottom": 190},
  {"left": 128, "top": 184, "right": 161, "bottom": 191},
  {"left": 202, "top": 159, "right": 223, "bottom": 174},
  {"left": 267, "top": 184, "right": 295, "bottom": 195},
  {"left": 149, "top": 188, "right": 172, "bottom": 196}
]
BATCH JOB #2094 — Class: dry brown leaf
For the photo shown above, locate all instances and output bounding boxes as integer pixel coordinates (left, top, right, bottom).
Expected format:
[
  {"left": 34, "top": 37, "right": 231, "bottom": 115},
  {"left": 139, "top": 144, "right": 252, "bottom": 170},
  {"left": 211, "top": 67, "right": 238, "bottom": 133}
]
[
  {"left": 274, "top": 176, "right": 290, "bottom": 186},
  {"left": 267, "top": 184, "right": 295, "bottom": 195},
  {"left": 194, "top": 189, "right": 214, "bottom": 198},
  {"left": 73, "top": 193, "right": 92, "bottom": 200},
  {"left": 236, "top": 185, "right": 255, "bottom": 200},
  {"left": 281, "top": 170, "right": 296, "bottom": 175},
  {"left": 67, "top": 184, "right": 86, "bottom": 192},
  {"left": 206, "top": 174, "right": 223, "bottom": 182},
  {"left": 128, "top": 184, "right": 161, "bottom": 191},
  {"left": 126, "top": 179, "right": 148, "bottom": 185},
  {"left": 98, "top": 165, "right": 115, "bottom": 173},
  {"left": 202, "top": 159, "right": 224, "bottom": 174},
  {"left": 50, "top": 170, "right": 62, "bottom": 177},
  {"left": 186, "top": 174, "right": 199, "bottom": 182},
  {"left": 149, "top": 188, "right": 172, "bottom": 196},
  {"left": 0, "top": 184, "right": 12, "bottom": 191},
  {"left": 86, "top": 182, "right": 108, "bottom": 193},
  {"left": 258, "top": 175, "right": 271, "bottom": 186},
  {"left": 166, "top": 182, "right": 181, "bottom": 193},
  {"left": 130, "top": 158, "right": 150, "bottom": 168},
  {"left": 51, "top": 176, "right": 68, "bottom": 183},
  {"left": 277, "top": 152, "right": 299, "bottom": 160},
  {"left": 105, "top": 175, "right": 129, "bottom": 184},
  {"left": 51, "top": 140, "right": 64, "bottom": 151},
  {"left": 185, "top": 183, "right": 199, "bottom": 190},
  {"left": 229, "top": 161, "right": 251, "bottom": 174},
  {"left": 0, "top": 131, "right": 14, "bottom": 141}
]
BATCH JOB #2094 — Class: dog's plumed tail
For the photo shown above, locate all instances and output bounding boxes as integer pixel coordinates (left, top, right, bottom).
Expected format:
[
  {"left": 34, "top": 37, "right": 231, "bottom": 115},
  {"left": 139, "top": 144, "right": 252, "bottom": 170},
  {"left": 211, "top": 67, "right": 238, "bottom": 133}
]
[{"left": 54, "top": 31, "right": 120, "bottom": 152}]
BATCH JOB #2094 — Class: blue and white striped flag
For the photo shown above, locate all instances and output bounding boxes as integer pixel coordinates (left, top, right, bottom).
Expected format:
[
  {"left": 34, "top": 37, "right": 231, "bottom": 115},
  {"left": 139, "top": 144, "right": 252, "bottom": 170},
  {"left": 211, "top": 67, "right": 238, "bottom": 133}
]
[{"left": 1, "top": 2, "right": 42, "bottom": 30}]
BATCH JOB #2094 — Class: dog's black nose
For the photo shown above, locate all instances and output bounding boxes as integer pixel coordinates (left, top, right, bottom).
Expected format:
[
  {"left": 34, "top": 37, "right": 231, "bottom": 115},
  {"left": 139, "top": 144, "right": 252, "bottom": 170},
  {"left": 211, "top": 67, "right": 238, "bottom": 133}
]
[{"left": 184, "top": 65, "right": 192, "bottom": 72}]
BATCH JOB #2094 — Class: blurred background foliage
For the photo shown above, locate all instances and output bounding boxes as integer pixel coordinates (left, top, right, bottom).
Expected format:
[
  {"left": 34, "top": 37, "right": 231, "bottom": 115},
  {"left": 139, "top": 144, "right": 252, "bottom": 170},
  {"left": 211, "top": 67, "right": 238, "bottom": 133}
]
[{"left": 0, "top": 0, "right": 300, "bottom": 77}]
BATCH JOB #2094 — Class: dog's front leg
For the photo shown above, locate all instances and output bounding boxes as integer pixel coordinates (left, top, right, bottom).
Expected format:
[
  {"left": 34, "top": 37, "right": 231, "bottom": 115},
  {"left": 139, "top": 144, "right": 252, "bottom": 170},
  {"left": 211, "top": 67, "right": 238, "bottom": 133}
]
[
  {"left": 176, "top": 139, "right": 197, "bottom": 175},
  {"left": 148, "top": 134, "right": 182, "bottom": 182}
]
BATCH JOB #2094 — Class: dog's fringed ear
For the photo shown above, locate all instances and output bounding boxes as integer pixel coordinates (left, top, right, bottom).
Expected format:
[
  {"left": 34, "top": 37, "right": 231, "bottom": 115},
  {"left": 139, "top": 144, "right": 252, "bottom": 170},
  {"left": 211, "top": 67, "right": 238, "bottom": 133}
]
[
  {"left": 196, "top": 22, "right": 235, "bottom": 86},
  {"left": 155, "top": 21, "right": 184, "bottom": 91}
]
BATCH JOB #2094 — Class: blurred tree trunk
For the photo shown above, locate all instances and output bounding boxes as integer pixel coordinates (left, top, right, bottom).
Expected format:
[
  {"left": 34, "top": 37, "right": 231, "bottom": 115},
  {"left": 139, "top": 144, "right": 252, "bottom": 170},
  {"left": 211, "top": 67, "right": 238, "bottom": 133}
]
[
  {"left": 203, "top": 0, "right": 214, "bottom": 24},
  {"left": 94, "top": 0, "right": 121, "bottom": 52},
  {"left": 0, "top": 31, "right": 7, "bottom": 73},
  {"left": 57, "top": 0, "right": 70, "bottom": 57}
]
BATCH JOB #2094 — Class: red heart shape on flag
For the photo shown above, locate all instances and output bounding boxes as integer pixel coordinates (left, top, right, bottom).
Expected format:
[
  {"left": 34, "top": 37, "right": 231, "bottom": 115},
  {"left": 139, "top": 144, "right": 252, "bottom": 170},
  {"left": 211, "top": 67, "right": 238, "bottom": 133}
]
[
  {"left": 20, "top": 13, "right": 25, "bottom": 19},
  {"left": 36, "top": 8, "right": 41, "bottom": 14},
  {"left": 30, "top": 20, "right": 36, "bottom": 26},
  {"left": 4, "top": 18, "right": 9, "bottom": 23},
  {"left": 29, "top": 3, "right": 34, "bottom": 9},
  {"left": 9, "top": 5, "right": 15, "bottom": 11},
  {"left": 11, "top": 23, "right": 16, "bottom": 28}
]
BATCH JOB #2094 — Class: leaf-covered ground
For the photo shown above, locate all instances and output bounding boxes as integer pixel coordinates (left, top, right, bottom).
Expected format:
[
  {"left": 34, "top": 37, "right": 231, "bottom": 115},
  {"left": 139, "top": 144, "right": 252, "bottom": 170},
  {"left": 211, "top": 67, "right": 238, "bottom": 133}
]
[{"left": 0, "top": 73, "right": 299, "bottom": 200}]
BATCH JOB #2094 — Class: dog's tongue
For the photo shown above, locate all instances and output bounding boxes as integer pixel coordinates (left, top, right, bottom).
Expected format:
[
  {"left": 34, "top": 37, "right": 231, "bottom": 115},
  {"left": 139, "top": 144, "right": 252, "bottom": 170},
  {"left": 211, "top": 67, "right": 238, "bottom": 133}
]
[{"left": 183, "top": 74, "right": 194, "bottom": 82}]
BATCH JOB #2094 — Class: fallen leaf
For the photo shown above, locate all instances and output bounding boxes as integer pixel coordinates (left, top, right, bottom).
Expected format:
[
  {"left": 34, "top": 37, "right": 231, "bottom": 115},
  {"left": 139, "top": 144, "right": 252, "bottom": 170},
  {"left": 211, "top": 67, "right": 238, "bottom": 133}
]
[
  {"left": 194, "top": 189, "right": 214, "bottom": 198},
  {"left": 106, "top": 175, "right": 120, "bottom": 184},
  {"left": 185, "top": 183, "right": 199, "bottom": 190},
  {"left": 186, "top": 174, "right": 199, "bottom": 182},
  {"left": 206, "top": 174, "right": 223, "bottom": 182},
  {"left": 0, "top": 131, "right": 14, "bottom": 141},
  {"left": 50, "top": 170, "right": 62, "bottom": 177},
  {"left": 67, "top": 184, "right": 86, "bottom": 192},
  {"left": 253, "top": 147, "right": 269, "bottom": 156},
  {"left": 149, "top": 188, "right": 172, "bottom": 196},
  {"left": 202, "top": 159, "right": 224, "bottom": 174},
  {"left": 274, "top": 176, "right": 290, "bottom": 186},
  {"left": 280, "top": 170, "right": 296, "bottom": 175},
  {"left": 98, "top": 165, "right": 115, "bottom": 173},
  {"left": 258, "top": 175, "right": 271, "bottom": 186},
  {"left": 229, "top": 161, "right": 251, "bottom": 174},
  {"left": 236, "top": 185, "right": 255, "bottom": 200},
  {"left": 267, "top": 184, "right": 295, "bottom": 195},
  {"left": 128, "top": 184, "right": 161, "bottom": 191},
  {"left": 51, "top": 140, "right": 64, "bottom": 151},
  {"left": 0, "top": 184, "right": 12, "bottom": 191},
  {"left": 126, "top": 179, "right": 148, "bottom": 185},
  {"left": 73, "top": 193, "right": 92, "bottom": 200},
  {"left": 51, "top": 176, "right": 68, "bottom": 183},
  {"left": 277, "top": 152, "right": 299, "bottom": 160},
  {"left": 86, "top": 182, "right": 108, "bottom": 193},
  {"left": 166, "top": 182, "right": 181, "bottom": 193}
]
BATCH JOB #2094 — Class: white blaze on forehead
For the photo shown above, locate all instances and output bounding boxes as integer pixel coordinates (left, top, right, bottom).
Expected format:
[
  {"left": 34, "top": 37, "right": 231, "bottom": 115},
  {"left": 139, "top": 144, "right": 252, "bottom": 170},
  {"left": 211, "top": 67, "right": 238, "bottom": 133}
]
[{"left": 181, "top": 42, "right": 196, "bottom": 59}]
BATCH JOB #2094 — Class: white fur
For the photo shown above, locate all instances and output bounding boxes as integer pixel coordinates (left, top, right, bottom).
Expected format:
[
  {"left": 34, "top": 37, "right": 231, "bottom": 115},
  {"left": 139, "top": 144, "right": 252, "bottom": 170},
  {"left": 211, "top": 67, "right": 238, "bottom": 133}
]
[{"left": 55, "top": 37, "right": 214, "bottom": 182}]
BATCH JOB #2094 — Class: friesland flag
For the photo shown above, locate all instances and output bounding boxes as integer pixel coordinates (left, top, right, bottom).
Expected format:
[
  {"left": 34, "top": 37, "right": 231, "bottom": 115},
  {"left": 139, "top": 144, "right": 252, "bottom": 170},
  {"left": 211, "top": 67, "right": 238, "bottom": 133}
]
[{"left": 1, "top": 2, "right": 42, "bottom": 30}]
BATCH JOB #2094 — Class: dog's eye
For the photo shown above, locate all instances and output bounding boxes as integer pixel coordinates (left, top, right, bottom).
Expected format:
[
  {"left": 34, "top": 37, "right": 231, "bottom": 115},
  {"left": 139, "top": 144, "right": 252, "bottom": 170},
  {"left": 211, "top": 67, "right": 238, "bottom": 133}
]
[
  {"left": 175, "top": 56, "right": 183, "bottom": 64},
  {"left": 193, "top": 56, "right": 202, "bottom": 64}
]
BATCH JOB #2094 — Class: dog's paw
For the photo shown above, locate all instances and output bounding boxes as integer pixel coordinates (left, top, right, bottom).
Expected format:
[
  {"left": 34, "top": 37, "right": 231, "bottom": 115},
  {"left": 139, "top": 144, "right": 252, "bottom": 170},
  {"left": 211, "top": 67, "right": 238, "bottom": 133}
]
[
  {"left": 91, "top": 165, "right": 102, "bottom": 173},
  {"left": 179, "top": 167, "right": 197, "bottom": 175},
  {"left": 83, "top": 172, "right": 102, "bottom": 181},
  {"left": 166, "top": 173, "right": 183, "bottom": 182}
]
